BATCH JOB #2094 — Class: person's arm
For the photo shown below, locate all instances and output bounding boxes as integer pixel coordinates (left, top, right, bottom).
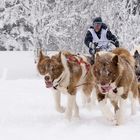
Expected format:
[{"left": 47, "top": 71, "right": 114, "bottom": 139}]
[
  {"left": 84, "top": 31, "right": 93, "bottom": 48},
  {"left": 106, "top": 30, "right": 119, "bottom": 47}
]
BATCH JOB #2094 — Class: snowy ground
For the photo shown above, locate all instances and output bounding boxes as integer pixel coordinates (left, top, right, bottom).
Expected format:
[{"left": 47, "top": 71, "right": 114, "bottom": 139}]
[{"left": 0, "top": 51, "right": 140, "bottom": 140}]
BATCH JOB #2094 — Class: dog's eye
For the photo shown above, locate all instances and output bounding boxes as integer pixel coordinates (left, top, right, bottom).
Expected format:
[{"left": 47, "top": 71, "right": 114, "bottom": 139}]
[
  {"left": 107, "top": 71, "right": 112, "bottom": 76},
  {"left": 50, "top": 65, "right": 54, "bottom": 70},
  {"left": 52, "top": 65, "right": 57, "bottom": 71}
]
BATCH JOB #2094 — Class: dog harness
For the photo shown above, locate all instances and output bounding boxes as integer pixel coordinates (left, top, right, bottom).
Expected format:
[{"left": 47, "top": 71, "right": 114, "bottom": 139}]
[{"left": 66, "top": 55, "right": 90, "bottom": 75}]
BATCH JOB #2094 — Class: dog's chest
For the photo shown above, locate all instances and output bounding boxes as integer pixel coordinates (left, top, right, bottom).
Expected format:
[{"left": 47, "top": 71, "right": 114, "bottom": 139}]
[
  {"left": 107, "top": 86, "right": 124, "bottom": 101},
  {"left": 56, "top": 86, "right": 68, "bottom": 94},
  {"left": 55, "top": 72, "right": 70, "bottom": 94}
]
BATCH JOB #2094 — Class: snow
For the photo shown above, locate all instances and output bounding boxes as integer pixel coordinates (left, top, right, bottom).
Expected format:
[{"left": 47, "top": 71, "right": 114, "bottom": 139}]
[{"left": 0, "top": 51, "right": 140, "bottom": 140}]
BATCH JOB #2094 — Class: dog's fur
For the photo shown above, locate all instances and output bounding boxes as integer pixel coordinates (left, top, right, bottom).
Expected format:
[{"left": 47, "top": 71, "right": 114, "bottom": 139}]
[
  {"left": 93, "top": 48, "right": 139, "bottom": 125},
  {"left": 37, "top": 51, "right": 50, "bottom": 75},
  {"left": 37, "top": 51, "right": 95, "bottom": 120},
  {"left": 133, "top": 50, "right": 140, "bottom": 82},
  {"left": 133, "top": 50, "right": 140, "bottom": 103}
]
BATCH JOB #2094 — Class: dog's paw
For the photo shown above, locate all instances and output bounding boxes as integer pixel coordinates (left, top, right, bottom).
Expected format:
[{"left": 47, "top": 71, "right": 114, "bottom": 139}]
[
  {"left": 64, "top": 109, "right": 73, "bottom": 121},
  {"left": 106, "top": 113, "right": 115, "bottom": 122},
  {"left": 115, "top": 119, "right": 124, "bottom": 126},
  {"left": 73, "top": 113, "right": 80, "bottom": 119},
  {"left": 64, "top": 113, "right": 72, "bottom": 121},
  {"left": 72, "top": 116, "right": 80, "bottom": 122},
  {"left": 115, "top": 117, "right": 124, "bottom": 126},
  {"left": 56, "top": 106, "right": 65, "bottom": 113},
  {"left": 107, "top": 115, "right": 117, "bottom": 125}
]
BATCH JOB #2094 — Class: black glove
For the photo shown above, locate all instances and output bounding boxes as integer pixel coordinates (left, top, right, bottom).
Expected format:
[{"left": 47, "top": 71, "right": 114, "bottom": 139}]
[
  {"left": 89, "top": 47, "right": 94, "bottom": 55},
  {"left": 94, "top": 42, "right": 98, "bottom": 47},
  {"left": 114, "top": 40, "right": 119, "bottom": 47}
]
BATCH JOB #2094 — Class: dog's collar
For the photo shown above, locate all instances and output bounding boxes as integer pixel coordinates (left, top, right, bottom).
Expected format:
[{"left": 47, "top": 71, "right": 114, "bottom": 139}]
[
  {"left": 53, "top": 70, "right": 68, "bottom": 90},
  {"left": 53, "top": 78, "right": 62, "bottom": 90},
  {"left": 53, "top": 84, "right": 58, "bottom": 90},
  {"left": 113, "top": 88, "right": 117, "bottom": 93}
]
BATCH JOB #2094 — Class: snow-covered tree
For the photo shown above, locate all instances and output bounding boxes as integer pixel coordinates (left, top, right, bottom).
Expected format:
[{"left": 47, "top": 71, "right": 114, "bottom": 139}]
[{"left": 0, "top": 0, "right": 139, "bottom": 52}]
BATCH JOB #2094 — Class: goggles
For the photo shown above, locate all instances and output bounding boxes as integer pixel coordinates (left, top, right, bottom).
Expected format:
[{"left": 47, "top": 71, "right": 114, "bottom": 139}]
[{"left": 93, "top": 22, "right": 102, "bottom": 28}]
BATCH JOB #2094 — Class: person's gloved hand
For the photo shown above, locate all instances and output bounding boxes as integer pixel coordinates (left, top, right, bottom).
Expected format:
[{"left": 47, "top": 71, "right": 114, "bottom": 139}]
[
  {"left": 94, "top": 42, "right": 98, "bottom": 47},
  {"left": 114, "top": 40, "right": 119, "bottom": 47},
  {"left": 89, "top": 47, "right": 94, "bottom": 55}
]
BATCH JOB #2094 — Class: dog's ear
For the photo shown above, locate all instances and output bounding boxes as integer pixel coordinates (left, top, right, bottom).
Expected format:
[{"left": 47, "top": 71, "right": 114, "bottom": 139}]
[
  {"left": 39, "top": 50, "right": 46, "bottom": 60},
  {"left": 39, "top": 50, "right": 50, "bottom": 61},
  {"left": 58, "top": 52, "right": 62, "bottom": 62},
  {"left": 134, "top": 50, "right": 139, "bottom": 58},
  {"left": 112, "top": 55, "right": 118, "bottom": 66}
]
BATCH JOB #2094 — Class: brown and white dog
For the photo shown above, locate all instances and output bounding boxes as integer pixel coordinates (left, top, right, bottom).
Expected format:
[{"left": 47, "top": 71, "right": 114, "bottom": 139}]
[
  {"left": 93, "top": 48, "right": 139, "bottom": 125},
  {"left": 37, "top": 51, "right": 95, "bottom": 120}
]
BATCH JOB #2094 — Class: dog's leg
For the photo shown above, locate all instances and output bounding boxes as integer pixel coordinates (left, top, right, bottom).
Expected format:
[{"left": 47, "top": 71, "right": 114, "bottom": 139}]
[
  {"left": 81, "top": 92, "right": 90, "bottom": 106},
  {"left": 91, "top": 88, "right": 97, "bottom": 105},
  {"left": 65, "top": 94, "right": 76, "bottom": 121},
  {"left": 97, "top": 92, "right": 114, "bottom": 121},
  {"left": 115, "top": 97, "right": 126, "bottom": 125},
  {"left": 129, "top": 91, "right": 136, "bottom": 115},
  {"left": 53, "top": 90, "right": 65, "bottom": 113},
  {"left": 82, "top": 85, "right": 96, "bottom": 110},
  {"left": 81, "top": 92, "right": 87, "bottom": 106},
  {"left": 73, "top": 99, "right": 79, "bottom": 119},
  {"left": 83, "top": 94, "right": 93, "bottom": 110},
  {"left": 138, "top": 84, "right": 140, "bottom": 104},
  {"left": 130, "top": 81, "right": 138, "bottom": 115},
  {"left": 131, "top": 96, "right": 136, "bottom": 115},
  {"left": 111, "top": 100, "right": 119, "bottom": 114},
  {"left": 97, "top": 92, "right": 114, "bottom": 122},
  {"left": 99, "top": 98, "right": 115, "bottom": 122}
]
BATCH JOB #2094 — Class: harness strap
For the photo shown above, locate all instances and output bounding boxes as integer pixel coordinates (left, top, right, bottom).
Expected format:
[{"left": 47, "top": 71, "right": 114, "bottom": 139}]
[
  {"left": 66, "top": 55, "right": 90, "bottom": 74},
  {"left": 74, "top": 82, "right": 95, "bottom": 88}
]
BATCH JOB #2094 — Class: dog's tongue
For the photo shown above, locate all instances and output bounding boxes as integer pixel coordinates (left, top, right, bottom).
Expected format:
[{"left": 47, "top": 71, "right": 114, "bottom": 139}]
[
  {"left": 45, "top": 81, "right": 53, "bottom": 88},
  {"left": 101, "top": 85, "right": 112, "bottom": 93}
]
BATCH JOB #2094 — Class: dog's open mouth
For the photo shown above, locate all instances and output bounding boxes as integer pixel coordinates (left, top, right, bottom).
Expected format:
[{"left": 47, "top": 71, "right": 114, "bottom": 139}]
[
  {"left": 45, "top": 80, "right": 53, "bottom": 88},
  {"left": 101, "top": 85, "right": 112, "bottom": 93}
]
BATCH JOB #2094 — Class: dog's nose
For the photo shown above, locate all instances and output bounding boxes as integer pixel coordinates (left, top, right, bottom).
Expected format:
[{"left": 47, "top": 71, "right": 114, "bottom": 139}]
[{"left": 44, "top": 76, "right": 50, "bottom": 81}]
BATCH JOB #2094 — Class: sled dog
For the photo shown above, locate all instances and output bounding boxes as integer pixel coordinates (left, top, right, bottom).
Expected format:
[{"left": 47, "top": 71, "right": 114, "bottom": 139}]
[
  {"left": 37, "top": 51, "right": 95, "bottom": 120},
  {"left": 93, "top": 48, "right": 139, "bottom": 125}
]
